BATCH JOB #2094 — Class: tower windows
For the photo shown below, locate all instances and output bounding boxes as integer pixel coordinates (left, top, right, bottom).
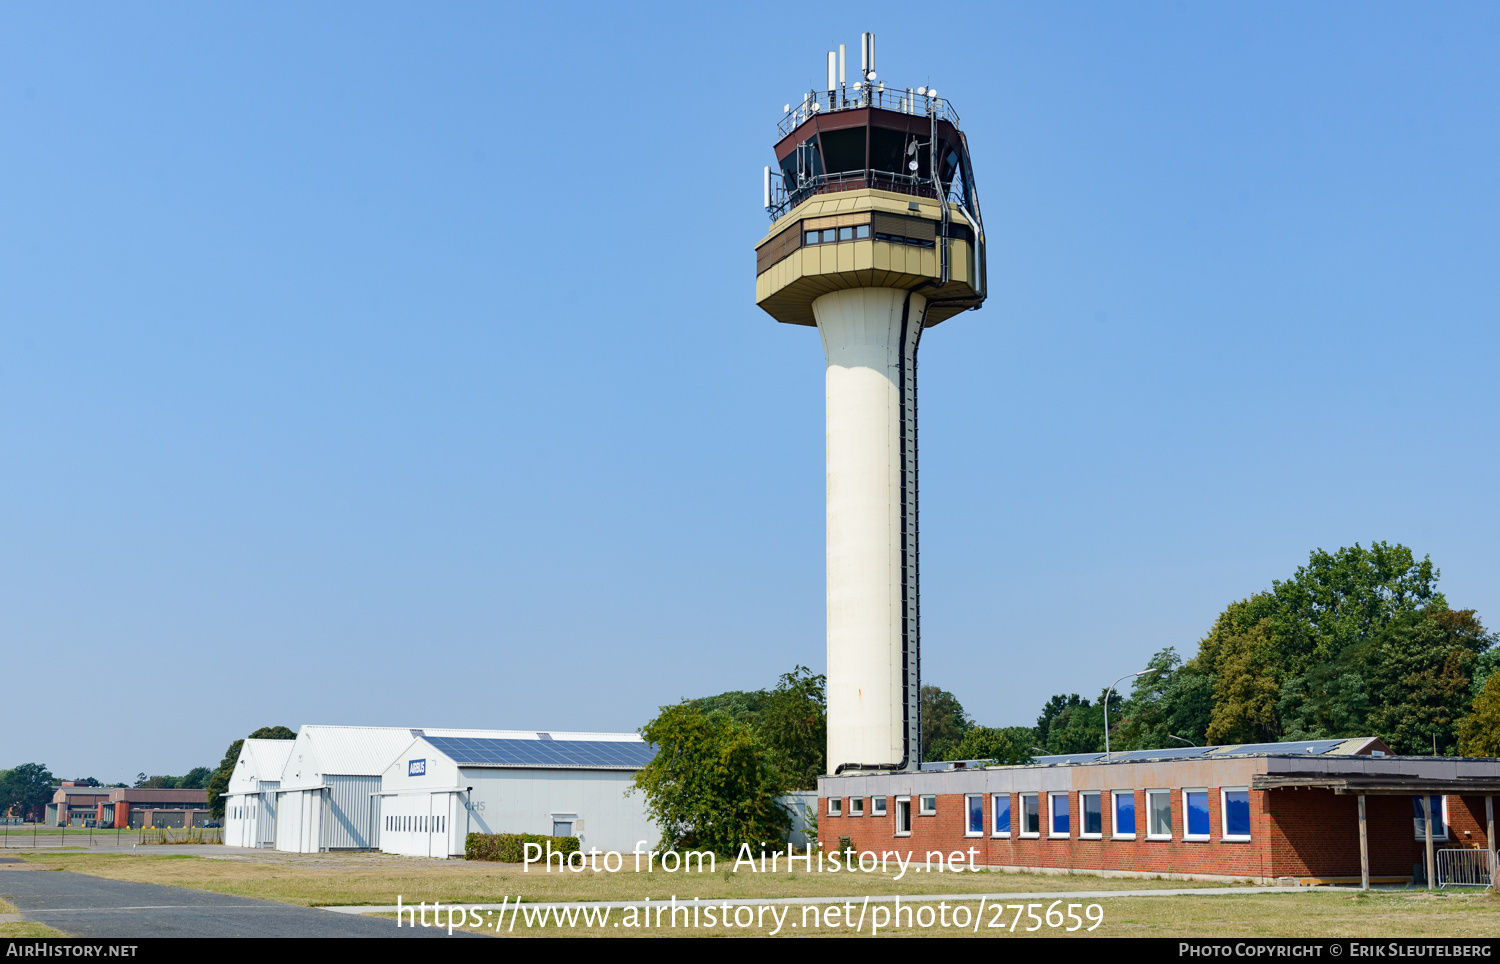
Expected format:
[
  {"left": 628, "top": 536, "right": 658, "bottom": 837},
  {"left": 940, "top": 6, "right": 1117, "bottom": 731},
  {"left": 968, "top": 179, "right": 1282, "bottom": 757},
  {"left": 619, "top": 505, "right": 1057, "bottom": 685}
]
[{"left": 805, "top": 224, "right": 870, "bottom": 246}]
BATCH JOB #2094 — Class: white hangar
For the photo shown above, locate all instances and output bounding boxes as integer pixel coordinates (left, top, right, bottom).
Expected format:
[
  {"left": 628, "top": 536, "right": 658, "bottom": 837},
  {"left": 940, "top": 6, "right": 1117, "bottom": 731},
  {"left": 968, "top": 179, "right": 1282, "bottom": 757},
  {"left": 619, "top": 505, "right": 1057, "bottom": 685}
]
[
  {"left": 379, "top": 730, "right": 657, "bottom": 859},
  {"left": 274, "top": 725, "right": 418, "bottom": 853},
  {"left": 221, "top": 738, "right": 295, "bottom": 849},
  {"left": 263, "top": 724, "right": 658, "bottom": 855}
]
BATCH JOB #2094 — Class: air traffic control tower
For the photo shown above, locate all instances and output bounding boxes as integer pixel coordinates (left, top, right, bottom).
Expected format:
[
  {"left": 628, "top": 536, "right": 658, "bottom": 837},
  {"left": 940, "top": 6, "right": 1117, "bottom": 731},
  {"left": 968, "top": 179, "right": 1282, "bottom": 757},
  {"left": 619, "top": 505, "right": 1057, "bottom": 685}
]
[{"left": 755, "top": 35, "right": 987, "bottom": 775}]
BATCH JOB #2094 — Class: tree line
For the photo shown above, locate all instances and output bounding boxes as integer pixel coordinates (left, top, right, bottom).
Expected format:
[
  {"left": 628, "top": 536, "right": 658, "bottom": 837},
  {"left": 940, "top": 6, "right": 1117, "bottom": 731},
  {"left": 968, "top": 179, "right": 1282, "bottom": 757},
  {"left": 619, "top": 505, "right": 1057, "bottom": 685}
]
[
  {"left": 937, "top": 542, "right": 1500, "bottom": 760},
  {"left": 2, "top": 725, "right": 299, "bottom": 823},
  {"left": 635, "top": 542, "right": 1500, "bottom": 851}
]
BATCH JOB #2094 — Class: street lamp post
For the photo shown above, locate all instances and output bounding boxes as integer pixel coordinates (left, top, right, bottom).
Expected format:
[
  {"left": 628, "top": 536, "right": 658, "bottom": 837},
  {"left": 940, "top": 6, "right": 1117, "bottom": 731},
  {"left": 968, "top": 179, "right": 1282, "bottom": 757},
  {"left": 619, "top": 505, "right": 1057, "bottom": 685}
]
[{"left": 1104, "top": 670, "right": 1150, "bottom": 761}]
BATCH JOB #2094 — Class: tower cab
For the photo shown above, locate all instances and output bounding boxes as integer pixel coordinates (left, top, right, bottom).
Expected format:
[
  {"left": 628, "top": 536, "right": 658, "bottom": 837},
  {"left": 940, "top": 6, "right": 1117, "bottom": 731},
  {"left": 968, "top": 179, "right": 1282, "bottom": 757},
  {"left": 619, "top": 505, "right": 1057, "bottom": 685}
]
[{"left": 754, "top": 51, "right": 988, "bottom": 329}]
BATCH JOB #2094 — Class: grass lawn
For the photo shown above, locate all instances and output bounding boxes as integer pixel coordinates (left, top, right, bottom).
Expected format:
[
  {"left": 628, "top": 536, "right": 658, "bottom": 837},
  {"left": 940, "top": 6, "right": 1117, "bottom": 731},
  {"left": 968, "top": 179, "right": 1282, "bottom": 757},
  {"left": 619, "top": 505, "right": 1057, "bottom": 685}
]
[
  {"left": 0, "top": 896, "right": 66, "bottom": 938},
  {"left": 394, "top": 888, "right": 1500, "bottom": 938},
  {"left": 9, "top": 852, "right": 1498, "bottom": 938},
  {"left": 15, "top": 850, "right": 1238, "bottom": 906}
]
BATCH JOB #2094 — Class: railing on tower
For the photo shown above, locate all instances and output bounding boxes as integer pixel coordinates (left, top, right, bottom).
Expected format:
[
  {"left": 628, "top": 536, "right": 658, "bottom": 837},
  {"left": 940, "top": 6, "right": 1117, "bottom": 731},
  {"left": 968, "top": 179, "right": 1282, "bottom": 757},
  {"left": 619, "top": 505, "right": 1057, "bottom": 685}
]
[
  {"left": 766, "top": 83, "right": 978, "bottom": 226},
  {"left": 776, "top": 85, "right": 960, "bottom": 139}
]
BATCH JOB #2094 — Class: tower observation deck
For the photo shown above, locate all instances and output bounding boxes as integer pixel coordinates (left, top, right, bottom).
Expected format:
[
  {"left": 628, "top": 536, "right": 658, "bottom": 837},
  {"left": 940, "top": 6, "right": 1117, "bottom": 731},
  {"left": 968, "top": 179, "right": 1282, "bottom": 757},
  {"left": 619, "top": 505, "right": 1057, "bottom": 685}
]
[{"left": 754, "top": 35, "right": 987, "bottom": 775}]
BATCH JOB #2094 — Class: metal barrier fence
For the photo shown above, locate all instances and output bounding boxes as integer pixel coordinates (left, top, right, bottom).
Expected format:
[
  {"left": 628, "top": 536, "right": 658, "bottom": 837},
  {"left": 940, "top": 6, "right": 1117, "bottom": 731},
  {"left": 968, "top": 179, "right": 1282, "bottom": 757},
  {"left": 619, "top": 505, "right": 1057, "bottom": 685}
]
[
  {"left": 0, "top": 823, "right": 223, "bottom": 848},
  {"left": 1437, "top": 848, "right": 1496, "bottom": 888}
]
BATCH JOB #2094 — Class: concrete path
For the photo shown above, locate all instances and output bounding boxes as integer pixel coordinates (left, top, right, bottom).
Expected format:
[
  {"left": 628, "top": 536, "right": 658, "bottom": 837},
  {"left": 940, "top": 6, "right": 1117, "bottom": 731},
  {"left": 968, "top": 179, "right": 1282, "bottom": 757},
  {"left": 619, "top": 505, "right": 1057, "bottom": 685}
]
[{"left": 0, "top": 870, "right": 480, "bottom": 938}]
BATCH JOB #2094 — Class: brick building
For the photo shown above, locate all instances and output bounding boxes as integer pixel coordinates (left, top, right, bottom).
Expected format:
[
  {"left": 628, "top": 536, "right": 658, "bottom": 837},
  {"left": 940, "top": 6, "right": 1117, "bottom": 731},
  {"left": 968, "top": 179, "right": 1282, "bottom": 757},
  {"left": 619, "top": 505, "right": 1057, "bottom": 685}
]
[
  {"left": 95, "top": 788, "right": 211, "bottom": 830},
  {"left": 45, "top": 785, "right": 111, "bottom": 826},
  {"left": 817, "top": 738, "right": 1500, "bottom": 886}
]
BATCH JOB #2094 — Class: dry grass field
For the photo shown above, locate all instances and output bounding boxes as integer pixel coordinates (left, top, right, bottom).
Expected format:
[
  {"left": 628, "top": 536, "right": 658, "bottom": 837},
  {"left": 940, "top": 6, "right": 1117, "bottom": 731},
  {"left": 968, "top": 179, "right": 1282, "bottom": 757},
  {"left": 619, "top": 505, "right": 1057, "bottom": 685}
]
[
  {"left": 15, "top": 849, "right": 1234, "bottom": 906},
  {"left": 402, "top": 888, "right": 1500, "bottom": 938},
  {"left": 0, "top": 896, "right": 65, "bottom": 938},
  {"left": 7, "top": 851, "right": 1499, "bottom": 938}
]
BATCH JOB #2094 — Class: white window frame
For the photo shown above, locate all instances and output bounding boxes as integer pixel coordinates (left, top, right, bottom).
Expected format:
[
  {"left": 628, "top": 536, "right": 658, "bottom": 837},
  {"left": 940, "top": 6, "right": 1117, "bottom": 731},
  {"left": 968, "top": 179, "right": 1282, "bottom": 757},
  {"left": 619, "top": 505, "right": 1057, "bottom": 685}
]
[
  {"left": 1182, "top": 788, "right": 1211, "bottom": 841},
  {"left": 1413, "top": 795, "right": 1450, "bottom": 842},
  {"left": 991, "top": 793, "right": 1012, "bottom": 838},
  {"left": 849, "top": 796, "right": 864, "bottom": 817},
  {"left": 1078, "top": 790, "right": 1103, "bottom": 839},
  {"left": 895, "top": 796, "right": 912, "bottom": 836},
  {"left": 872, "top": 796, "right": 887, "bottom": 817},
  {"left": 1019, "top": 792, "right": 1040, "bottom": 838},
  {"left": 1220, "top": 786, "right": 1251, "bottom": 842},
  {"left": 828, "top": 796, "right": 842, "bottom": 817},
  {"left": 1048, "top": 791, "right": 1071, "bottom": 838},
  {"left": 1146, "top": 789, "right": 1173, "bottom": 840},
  {"left": 918, "top": 794, "right": 937, "bottom": 816},
  {"left": 1112, "top": 790, "right": 1137, "bottom": 839},
  {"left": 964, "top": 794, "right": 985, "bottom": 837}
]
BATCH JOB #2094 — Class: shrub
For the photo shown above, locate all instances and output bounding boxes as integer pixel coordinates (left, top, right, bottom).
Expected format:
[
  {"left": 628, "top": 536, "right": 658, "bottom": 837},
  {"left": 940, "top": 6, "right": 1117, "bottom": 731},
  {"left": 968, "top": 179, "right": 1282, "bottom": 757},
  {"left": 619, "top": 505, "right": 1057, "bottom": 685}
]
[
  {"left": 631, "top": 703, "right": 791, "bottom": 854},
  {"left": 465, "top": 832, "right": 580, "bottom": 863}
]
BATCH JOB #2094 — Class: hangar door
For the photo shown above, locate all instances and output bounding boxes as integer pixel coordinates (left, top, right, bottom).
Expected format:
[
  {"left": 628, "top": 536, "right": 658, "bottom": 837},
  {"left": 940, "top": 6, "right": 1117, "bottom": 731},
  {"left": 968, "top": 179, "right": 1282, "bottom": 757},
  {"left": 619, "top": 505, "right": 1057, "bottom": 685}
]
[{"left": 380, "top": 791, "right": 463, "bottom": 858}]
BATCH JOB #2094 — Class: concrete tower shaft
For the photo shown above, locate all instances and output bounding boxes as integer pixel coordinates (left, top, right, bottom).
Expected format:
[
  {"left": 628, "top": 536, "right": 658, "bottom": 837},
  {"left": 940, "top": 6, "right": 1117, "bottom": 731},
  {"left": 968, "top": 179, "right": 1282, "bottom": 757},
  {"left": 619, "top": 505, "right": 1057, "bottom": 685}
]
[{"left": 816, "top": 287, "right": 926, "bottom": 772}]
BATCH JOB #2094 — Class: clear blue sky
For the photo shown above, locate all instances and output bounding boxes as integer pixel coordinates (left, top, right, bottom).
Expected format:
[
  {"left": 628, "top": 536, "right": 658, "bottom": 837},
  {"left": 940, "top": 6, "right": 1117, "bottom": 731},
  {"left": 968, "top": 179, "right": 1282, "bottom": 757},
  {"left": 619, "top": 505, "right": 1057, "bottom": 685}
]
[{"left": 3, "top": 4, "right": 1497, "bottom": 782}]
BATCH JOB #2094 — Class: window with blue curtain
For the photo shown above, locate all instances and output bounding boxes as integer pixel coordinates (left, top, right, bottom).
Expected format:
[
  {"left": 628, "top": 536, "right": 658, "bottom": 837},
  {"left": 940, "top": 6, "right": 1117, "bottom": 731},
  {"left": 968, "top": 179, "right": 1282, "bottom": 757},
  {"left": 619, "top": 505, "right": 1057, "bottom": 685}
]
[
  {"left": 1223, "top": 790, "right": 1250, "bottom": 837},
  {"left": 1082, "top": 792, "right": 1102, "bottom": 835},
  {"left": 967, "top": 795, "right": 984, "bottom": 834},
  {"left": 1114, "top": 792, "right": 1135, "bottom": 835},
  {"left": 1186, "top": 790, "right": 1210, "bottom": 837},
  {"left": 993, "top": 794, "right": 1011, "bottom": 834}
]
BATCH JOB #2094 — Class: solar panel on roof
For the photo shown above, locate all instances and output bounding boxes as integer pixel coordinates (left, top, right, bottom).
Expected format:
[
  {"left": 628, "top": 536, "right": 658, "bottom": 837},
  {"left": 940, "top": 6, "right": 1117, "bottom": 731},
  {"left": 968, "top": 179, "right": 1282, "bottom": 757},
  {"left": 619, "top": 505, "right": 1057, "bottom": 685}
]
[
  {"left": 424, "top": 736, "right": 656, "bottom": 770},
  {"left": 1208, "top": 740, "right": 1345, "bottom": 756},
  {"left": 1113, "top": 746, "right": 1209, "bottom": 761}
]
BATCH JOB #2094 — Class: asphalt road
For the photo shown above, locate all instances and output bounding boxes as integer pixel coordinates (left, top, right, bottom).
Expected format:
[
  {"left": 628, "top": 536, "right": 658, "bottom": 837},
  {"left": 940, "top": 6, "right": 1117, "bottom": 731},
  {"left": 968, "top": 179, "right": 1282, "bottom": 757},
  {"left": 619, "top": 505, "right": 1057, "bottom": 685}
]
[{"left": 0, "top": 869, "right": 481, "bottom": 938}]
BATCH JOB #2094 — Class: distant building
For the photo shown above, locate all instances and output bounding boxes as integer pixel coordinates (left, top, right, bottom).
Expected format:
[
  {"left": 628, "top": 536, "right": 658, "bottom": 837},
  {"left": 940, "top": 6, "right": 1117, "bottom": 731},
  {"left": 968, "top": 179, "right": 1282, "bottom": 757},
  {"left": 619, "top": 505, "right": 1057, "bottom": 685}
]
[
  {"left": 818, "top": 738, "right": 1500, "bottom": 885},
  {"left": 46, "top": 786, "right": 111, "bottom": 826},
  {"left": 96, "top": 789, "right": 211, "bottom": 829}
]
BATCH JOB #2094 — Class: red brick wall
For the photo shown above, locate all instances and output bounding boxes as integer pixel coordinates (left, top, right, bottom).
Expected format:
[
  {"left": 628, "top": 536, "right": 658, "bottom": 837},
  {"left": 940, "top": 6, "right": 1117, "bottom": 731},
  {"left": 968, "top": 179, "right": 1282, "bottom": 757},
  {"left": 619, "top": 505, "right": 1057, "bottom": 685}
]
[
  {"left": 819, "top": 789, "right": 1493, "bottom": 881},
  {"left": 821, "top": 789, "right": 1270, "bottom": 879},
  {"left": 1447, "top": 796, "right": 1493, "bottom": 851},
  {"left": 1265, "top": 790, "right": 1493, "bottom": 879}
]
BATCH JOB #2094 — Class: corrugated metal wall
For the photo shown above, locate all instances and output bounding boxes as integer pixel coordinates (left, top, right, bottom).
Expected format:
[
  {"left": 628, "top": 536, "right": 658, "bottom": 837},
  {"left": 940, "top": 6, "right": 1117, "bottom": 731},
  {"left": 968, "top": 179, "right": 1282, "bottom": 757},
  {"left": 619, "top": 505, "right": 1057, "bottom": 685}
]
[
  {"left": 257, "top": 789, "right": 277, "bottom": 847},
  {"left": 324, "top": 775, "right": 381, "bottom": 850}
]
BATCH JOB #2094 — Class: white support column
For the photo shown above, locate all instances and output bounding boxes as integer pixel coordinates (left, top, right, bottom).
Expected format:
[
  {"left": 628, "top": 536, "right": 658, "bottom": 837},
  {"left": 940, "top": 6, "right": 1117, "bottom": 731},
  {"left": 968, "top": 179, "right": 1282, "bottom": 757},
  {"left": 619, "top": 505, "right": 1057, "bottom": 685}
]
[
  {"left": 1424, "top": 796, "right": 1435, "bottom": 890},
  {"left": 814, "top": 287, "right": 928, "bottom": 774},
  {"left": 1487, "top": 795, "right": 1495, "bottom": 890},
  {"left": 1358, "top": 794, "right": 1369, "bottom": 891}
]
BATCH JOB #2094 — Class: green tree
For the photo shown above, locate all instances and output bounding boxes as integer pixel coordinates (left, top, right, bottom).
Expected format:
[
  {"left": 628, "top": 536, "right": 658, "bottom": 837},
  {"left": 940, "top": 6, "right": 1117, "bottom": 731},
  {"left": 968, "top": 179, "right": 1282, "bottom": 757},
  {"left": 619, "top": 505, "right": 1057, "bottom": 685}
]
[
  {"left": 686, "top": 690, "right": 770, "bottom": 727},
  {"left": 207, "top": 726, "right": 297, "bottom": 819},
  {"left": 1112, "top": 648, "right": 1214, "bottom": 751},
  {"left": 0, "top": 763, "right": 55, "bottom": 822},
  {"left": 179, "top": 767, "right": 214, "bottom": 790},
  {"left": 207, "top": 744, "right": 241, "bottom": 820},
  {"left": 756, "top": 666, "right": 826, "bottom": 790},
  {"left": 1033, "top": 694, "right": 1084, "bottom": 749},
  {"left": 921, "top": 685, "right": 972, "bottom": 761},
  {"left": 947, "top": 726, "right": 1034, "bottom": 764},
  {"left": 1188, "top": 544, "right": 1481, "bottom": 750},
  {"left": 1362, "top": 609, "right": 1492, "bottom": 754},
  {"left": 1458, "top": 673, "right": 1500, "bottom": 757},
  {"left": 1205, "top": 599, "right": 1283, "bottom": 744},
  {"left": 631, "top": 703, "right": 790, "bottom": 854}
]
